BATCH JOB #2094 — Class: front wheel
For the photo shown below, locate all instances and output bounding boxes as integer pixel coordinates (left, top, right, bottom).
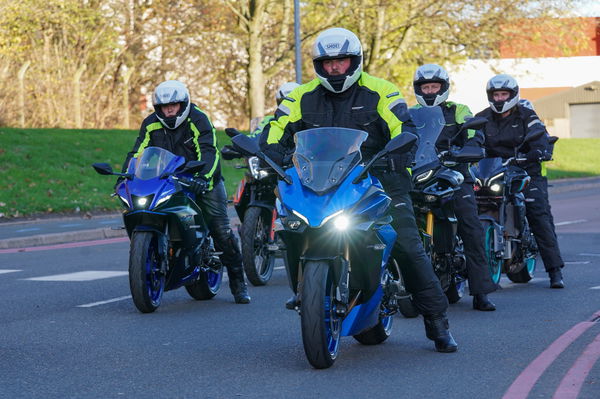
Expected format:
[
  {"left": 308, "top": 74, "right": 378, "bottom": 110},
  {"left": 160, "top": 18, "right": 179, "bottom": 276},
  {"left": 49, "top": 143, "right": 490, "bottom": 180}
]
[
  {"left": 241, "top": 207, "right": 276, "bottom": 286},
  {"left": 507, "top": 233, "right": 537, "bottom": 283},
  {"left": 129, "top": 232, "right": 165, "bottom": 313},
  {"left": 301, "top": 261, "right": 341, "bottom": 369},
  {"left": 482, "top": 220, "right": 503, "bottom": 285}
]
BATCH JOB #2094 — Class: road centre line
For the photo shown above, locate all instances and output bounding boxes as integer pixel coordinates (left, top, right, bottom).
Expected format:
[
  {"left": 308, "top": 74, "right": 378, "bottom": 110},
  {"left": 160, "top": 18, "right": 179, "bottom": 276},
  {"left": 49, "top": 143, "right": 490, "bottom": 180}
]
[
  {"left": 555, "top": 219, "right": 587, "bottom": 226},
  {"left": 0, "top": 269, "right": 21, "bottom": 275},
  {"left": 502, "top": 310, "right": 600, "bottom": 399},
  {"left": 25, "top": 271, "right": 128, "bottom": 281},
  {"left": 565, "top": 261, "right": 590, "bottom": 265},
  {"left": 77, "top": 295, "right": 132, "bottom": 308},
  {"left": 580, "top": 253, "right": 600, "bottom": 257},
  {"left": 553, "top": 332, "right": 600, "bottom": 399},
  {"left": 590, "top": 286, "right": 600, "bottom": 290}
]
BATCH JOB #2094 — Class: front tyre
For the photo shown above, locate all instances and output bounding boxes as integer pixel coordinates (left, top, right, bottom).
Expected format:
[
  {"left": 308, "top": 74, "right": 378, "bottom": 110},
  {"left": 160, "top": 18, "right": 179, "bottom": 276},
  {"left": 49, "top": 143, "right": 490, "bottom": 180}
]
[
  {"left": 241, "top": 207, "right": 275, "bottom": 286},
  {"left": 129, "top": 232, "right": 165, "bottom": 313},
  {"left": 301, "top": 261, "right": 341, "bottom": 369},
  {"left": 483, "top": 221, "right": 503, "bottom": 285}
]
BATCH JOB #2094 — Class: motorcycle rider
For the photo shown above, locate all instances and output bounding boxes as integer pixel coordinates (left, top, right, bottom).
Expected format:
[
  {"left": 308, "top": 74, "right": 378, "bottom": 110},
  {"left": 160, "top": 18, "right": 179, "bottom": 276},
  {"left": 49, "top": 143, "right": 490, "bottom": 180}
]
[
  {"left": 475, "top": 74, "right": 565, "bottom": 288},
  {"left": 120, "top": 80, "right": 251, "bottom": 303},
  {"left": 250, "top": 82, "right": 301, "bottom": 138},
  {"left": 411, "top": 64, "right": 497, "bottom": 311},
  {"left": 260, "top": 28, "right": 457, "bottom": 353}
]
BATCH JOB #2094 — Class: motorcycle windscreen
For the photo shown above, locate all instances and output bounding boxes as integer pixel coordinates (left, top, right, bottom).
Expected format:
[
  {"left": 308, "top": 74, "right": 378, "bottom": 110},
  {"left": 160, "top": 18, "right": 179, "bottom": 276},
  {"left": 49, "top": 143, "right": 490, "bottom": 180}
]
[
  {"left": 134, "top": 147, "right": 186, "bottom": 180},
  {"left": 476, "top": 157, "right": 504, "bottom": 179},
  {"left": 409, "top": 106, "right": 445, "bottom": 175},
  {"left": 293, "top": 128, "right": 368, "bottom": 194}
]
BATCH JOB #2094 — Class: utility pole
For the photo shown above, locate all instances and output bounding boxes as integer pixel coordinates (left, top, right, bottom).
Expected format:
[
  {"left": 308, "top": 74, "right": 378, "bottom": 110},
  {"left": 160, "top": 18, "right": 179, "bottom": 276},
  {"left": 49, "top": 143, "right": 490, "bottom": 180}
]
[{"left": 294, "top": 0, "right": 302, "bottom": 84}]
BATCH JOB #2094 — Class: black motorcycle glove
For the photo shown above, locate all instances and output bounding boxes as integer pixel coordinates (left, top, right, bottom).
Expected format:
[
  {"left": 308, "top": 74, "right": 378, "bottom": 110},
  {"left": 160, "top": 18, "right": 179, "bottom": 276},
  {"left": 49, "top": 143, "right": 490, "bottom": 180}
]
[
  {"left": 526, "top": 149, "right": 543, "bottom": 163},
  {"left": 189, "top": 177, "right": 209, "bottom": 195},
  {"left": 388, "top": 152, "right": 415, "bottom": 172}
]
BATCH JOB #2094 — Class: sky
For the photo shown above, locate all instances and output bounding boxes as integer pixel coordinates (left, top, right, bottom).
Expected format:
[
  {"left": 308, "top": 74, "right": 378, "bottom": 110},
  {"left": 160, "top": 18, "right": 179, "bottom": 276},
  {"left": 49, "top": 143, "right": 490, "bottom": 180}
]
[{"left": 575, "top": 1, "right": 600, "bottom": 16}]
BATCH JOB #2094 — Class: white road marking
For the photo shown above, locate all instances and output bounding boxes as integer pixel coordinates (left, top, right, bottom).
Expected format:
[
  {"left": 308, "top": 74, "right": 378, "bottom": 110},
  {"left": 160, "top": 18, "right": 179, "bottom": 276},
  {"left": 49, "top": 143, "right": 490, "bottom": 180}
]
[
  {"left": 555, "top": 219, "right": 587, "bottom": 226},
  {"left": 98, "top": 220, "right": 119, "bottom": 225},
  {"left": 58, "top": 223, "right": 83, "bottom": 228},
  {"left": 0, "top": 269, "right": 21, "bottom": 275},
  {"left": 590, "top": 286, "right": 600, "bottom": 290},
  {"left": 25, "top": 271, "right": 128, "bottom": 281},
  {"left": 274, "top": 266, "right": 285, "bottom": 270},
  {"left": 499, "top": 277, "right": 545, "bottom": 288},
  {"left": 580, "top": 253, "right": 600, "bottom": 257},
  {"left": 77, "top": 295, "right": 132, "bottom": 308},
  {"left": 15, "top": 227, "right": 41, "bottom": 233},
  {"left": 565, "top": 261, "right": 591, "bottom": 265}
]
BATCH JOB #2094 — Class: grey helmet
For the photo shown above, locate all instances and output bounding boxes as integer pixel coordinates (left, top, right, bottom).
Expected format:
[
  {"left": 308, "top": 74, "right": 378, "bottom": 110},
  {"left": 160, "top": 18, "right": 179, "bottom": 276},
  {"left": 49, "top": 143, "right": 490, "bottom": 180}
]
[
  {"left": 276, "top": 82, "right": 300, "bottom": 104},
  {"left": 413, "top": 64, "right": 450, "bottom": 107},
  {"left": 153, "top": 80, "right": 191, "bottom": 129},
  {"left": 486, "top": 74, "right": 519, "bottom": 113},
  {"left": 312, "top": 27, "right": 363, "bottom": 93}
]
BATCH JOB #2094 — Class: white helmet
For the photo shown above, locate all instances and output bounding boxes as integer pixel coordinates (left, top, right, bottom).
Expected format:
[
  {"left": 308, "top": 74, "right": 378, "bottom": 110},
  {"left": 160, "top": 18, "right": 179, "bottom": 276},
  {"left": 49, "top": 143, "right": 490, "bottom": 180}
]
[
  {"left": 152, "top": 80, "right": 191, "bottom": 129},
  {"left": 413, "top": 64, "right": 450, "bottom": 107},
  {"left": 486, "top": 74, "right": 519, "bottom": 114},
  {"left": 312, "top": 28, "right": 363, "bottom": 93},
  {"left": 276, "top": 82, "right": 300, "bottom": 104}
]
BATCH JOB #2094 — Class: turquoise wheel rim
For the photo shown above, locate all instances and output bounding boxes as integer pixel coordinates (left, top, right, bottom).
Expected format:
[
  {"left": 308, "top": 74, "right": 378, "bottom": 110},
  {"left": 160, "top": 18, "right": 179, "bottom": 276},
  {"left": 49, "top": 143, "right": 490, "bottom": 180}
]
[{"left": 485, "top": 225, "right": 503, "bottom": 284}]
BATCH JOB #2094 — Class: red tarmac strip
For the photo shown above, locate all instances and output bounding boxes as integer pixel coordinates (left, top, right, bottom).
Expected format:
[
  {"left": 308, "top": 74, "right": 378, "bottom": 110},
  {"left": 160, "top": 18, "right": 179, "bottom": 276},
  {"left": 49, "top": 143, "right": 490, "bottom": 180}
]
[
  {"left": 0, "top": 237, "right": 129, "bottom": 254},
  {"left": 552, "top": 332, "right": 600, "bottom": 399},
  {"left": 502, "top": 311, "right": 600, "bottom": 399}
]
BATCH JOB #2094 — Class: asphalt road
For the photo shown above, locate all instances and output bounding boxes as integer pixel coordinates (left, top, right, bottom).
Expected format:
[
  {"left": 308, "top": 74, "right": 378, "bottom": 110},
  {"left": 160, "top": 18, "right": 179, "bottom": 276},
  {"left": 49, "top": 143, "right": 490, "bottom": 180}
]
[{"left": 0, "top": 186, "right": 599, "bottom": 398}]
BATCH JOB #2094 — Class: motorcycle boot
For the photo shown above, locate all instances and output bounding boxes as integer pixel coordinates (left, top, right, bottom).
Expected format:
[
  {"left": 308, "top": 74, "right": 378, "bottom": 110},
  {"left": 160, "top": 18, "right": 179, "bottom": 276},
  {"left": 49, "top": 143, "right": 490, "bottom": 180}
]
[
  {"left": 473, "top": 293, "right": 496, "bottom": 311},
  {"left": 548, "top": 268, "right": 564, "bottom": 289},
  {"left": 423, "top": 312, "right": 458, "bottom": 353},
  {"left": 285, "top": 294, "right": 300, "bottom": 310},
  {"left": 227, "top": 264, "right": 251, "bottom": 304}
]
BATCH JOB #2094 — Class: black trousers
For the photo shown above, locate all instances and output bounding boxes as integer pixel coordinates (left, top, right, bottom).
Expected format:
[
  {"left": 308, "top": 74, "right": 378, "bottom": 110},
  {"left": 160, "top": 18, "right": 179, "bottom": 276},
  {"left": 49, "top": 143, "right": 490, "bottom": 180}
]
[
  {"left": 197, "top": 180, "right": 243, "bottom": 268},
  {"left": 523, "top": 175, "right": 564, "bottom": 272},
  {"left": 452, "top": 183, "right": 497, "bottom": 295},
  {"left": 376, "top": 172, "right": 449, "bottom": 316}
]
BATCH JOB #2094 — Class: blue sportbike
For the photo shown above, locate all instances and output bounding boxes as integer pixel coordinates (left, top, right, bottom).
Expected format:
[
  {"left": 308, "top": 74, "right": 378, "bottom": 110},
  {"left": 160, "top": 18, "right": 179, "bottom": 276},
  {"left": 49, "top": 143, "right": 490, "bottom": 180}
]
[
  {"left": 93, "top": 147, "right": 223, "bottom": 313},
  {"left": 232, "top": 127, "right": 417, "bottom": 369}
]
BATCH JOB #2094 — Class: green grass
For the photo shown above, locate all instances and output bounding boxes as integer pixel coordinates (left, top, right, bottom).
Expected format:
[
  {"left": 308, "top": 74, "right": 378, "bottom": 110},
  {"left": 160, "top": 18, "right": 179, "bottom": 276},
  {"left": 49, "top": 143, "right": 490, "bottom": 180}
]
[
  {"left": 0, "top": 127, "right": 245, "bottom": 218},
  {"left": 0, "top": 128, "right": 598, "bottom": 218},
  {"left": 545, "top": 138, "right": 600, "bottom": 179}
]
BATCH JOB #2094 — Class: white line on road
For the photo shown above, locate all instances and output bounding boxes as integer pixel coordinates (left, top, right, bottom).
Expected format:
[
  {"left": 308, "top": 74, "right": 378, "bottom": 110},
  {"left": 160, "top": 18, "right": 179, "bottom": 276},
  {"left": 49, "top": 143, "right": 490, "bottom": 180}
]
[
  {"left": 0, "top": 269, "right": 21, "bottom": 275},
  {"left": 25, "top": 271, "right": 128, "bottom": 281},
  {"left": 98, "top": 220, "right": 119, "bottom": 225},
  {"left": 565, "top": 261, "right": 591, "bottom": 265},
  {"left": 500, "top": 277, "right": 545, "bottom": 288},
  {"left": 77, "top": 295, "right": 132, "bottom": 308},
  {"left": 58, "top": 223, "right": 83, "bottom": 228},
  {"left": 274, "top": 266, "right": 285, "bottom": 270},
  {"left": 555, "top": 219, "right": 587, "bottom": 226},
  {"left": 580, "top": 253, "right": 600, "bottom": 257},
  {"left": 590, "top": 286, "right": 600, "bottom": 290},
  {"left": 15, "top": 227, "right": 41, "bottom": 233}
]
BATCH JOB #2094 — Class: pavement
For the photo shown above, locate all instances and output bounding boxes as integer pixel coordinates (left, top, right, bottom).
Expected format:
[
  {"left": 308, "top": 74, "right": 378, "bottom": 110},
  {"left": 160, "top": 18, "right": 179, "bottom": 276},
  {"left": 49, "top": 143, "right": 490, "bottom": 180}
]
[{"left": 1, "top": 176, "right": 598, "bottom": 250}]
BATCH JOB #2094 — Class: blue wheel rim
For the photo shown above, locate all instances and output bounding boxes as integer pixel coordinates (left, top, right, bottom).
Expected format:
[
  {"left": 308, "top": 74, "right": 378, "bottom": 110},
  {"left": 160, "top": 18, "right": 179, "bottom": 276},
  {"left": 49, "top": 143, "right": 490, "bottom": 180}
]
[
  {"left": 381, "top": 315, "right": 393, "bottom": 334},
  {"left": 485, "top": 225, "right": 503, "bottom": 284},
  {"left": 145, "top": 238, "right": 164, "bottom": 306},
  {"left": 455, "top": 280, "right": 466, "bottom": 298},
  {"left": 206, "top": 268, "right": 223, "bottom": 292}
]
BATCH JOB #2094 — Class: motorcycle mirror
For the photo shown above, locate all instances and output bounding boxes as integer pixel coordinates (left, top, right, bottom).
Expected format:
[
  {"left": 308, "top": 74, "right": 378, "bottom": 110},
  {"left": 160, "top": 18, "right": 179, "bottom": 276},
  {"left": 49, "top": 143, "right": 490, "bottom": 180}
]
[
  {"left": 522, "top": 130, "right": 545, "bottom": 145},
  {"left": 232, "top": 134, "right": 260, "bottom": 156},
  {"left": 92, "top": 163, "right": 114, "bottom": 175},
  {"left": 225, "top": 128, "right": 241, "bottom": 138},
  {"left": 383, "top": 132, "right": 418, "bottom": 154},
  {"left": 221, "top": 146, "right": 243, "bottom": 160},
  {"left": 460, "top": 116, "right": 488, "bottom": 131},
  {"left": 452, "top": 146, "right": 486, "bottom": 163},
  {"left": 549, "top": 136, "right": 559, "bottom": 145}
]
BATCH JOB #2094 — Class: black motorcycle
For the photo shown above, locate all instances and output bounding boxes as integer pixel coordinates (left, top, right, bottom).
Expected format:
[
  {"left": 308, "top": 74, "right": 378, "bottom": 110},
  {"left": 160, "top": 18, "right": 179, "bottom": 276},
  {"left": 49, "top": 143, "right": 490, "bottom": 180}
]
[
  {"left": 409, "top": 107, "right": 487, "bottom": 304},
  {"left": 93, "top": 147, "right": 223, "bottom": 313},
  {"left": 471, "top": 130, "right": 544, "bottom": 285},
  {"left": 221, "top": 128, "right": 280, "bottom": 286}
]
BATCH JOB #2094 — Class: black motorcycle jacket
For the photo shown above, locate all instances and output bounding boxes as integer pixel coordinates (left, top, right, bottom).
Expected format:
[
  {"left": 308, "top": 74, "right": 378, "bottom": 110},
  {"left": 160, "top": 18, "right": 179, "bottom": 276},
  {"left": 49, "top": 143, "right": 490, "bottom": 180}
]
[
  {"left": 122, "top": 104, "right": 221, "bottom": 189},
  {"left": 475, "top": 105, "right": 549, "bottom": 177},
  {"left": 261, "top": 73, "right": 415, "bottom": 164}
]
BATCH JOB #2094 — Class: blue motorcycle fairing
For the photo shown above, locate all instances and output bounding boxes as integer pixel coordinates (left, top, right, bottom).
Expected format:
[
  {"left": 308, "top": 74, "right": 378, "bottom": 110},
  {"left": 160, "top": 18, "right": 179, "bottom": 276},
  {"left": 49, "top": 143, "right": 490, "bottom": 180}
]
[
  {"left": 278, "top": 165, "right": 384, "bottom": 228},
  {"left": 341, "top": 286, "right": 384, "bottom": 336}
]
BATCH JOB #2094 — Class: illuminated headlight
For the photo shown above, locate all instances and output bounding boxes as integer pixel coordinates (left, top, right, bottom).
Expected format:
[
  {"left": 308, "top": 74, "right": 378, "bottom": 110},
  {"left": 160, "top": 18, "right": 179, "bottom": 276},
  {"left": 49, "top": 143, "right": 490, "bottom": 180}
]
[
  {"left": 155, "top": 194, "right": 172, "bottom": 207},
  {"left": 333, "top": 215, "right": 350, "bottom": 231},
  {"left": 137, "top": 197, "right": 148, "bottom": 207},
  {"left": 118, "top": 195, "right": 130, "bottom": 208},
  {"left": 490, "top": 183, "right": 502, "bottom": 192},
  {"left": 416, "top": 170, "right": 434, "bottom": 182},
  {"left": 424, "top": 195, "right": 437, "bottom": 203},
  {"left": 249, "top": 156, "right": 268, "bottom": 180}
]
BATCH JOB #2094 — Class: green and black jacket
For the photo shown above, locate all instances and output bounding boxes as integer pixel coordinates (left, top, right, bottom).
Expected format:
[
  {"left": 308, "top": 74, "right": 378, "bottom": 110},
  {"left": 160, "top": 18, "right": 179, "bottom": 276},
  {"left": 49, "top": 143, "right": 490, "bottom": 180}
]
[
  {"left": 261, "top": 72, "right": 415, "bottom": 163},
  {"left": 122, "top": 104, "right": 221, "bottom": 189}
]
